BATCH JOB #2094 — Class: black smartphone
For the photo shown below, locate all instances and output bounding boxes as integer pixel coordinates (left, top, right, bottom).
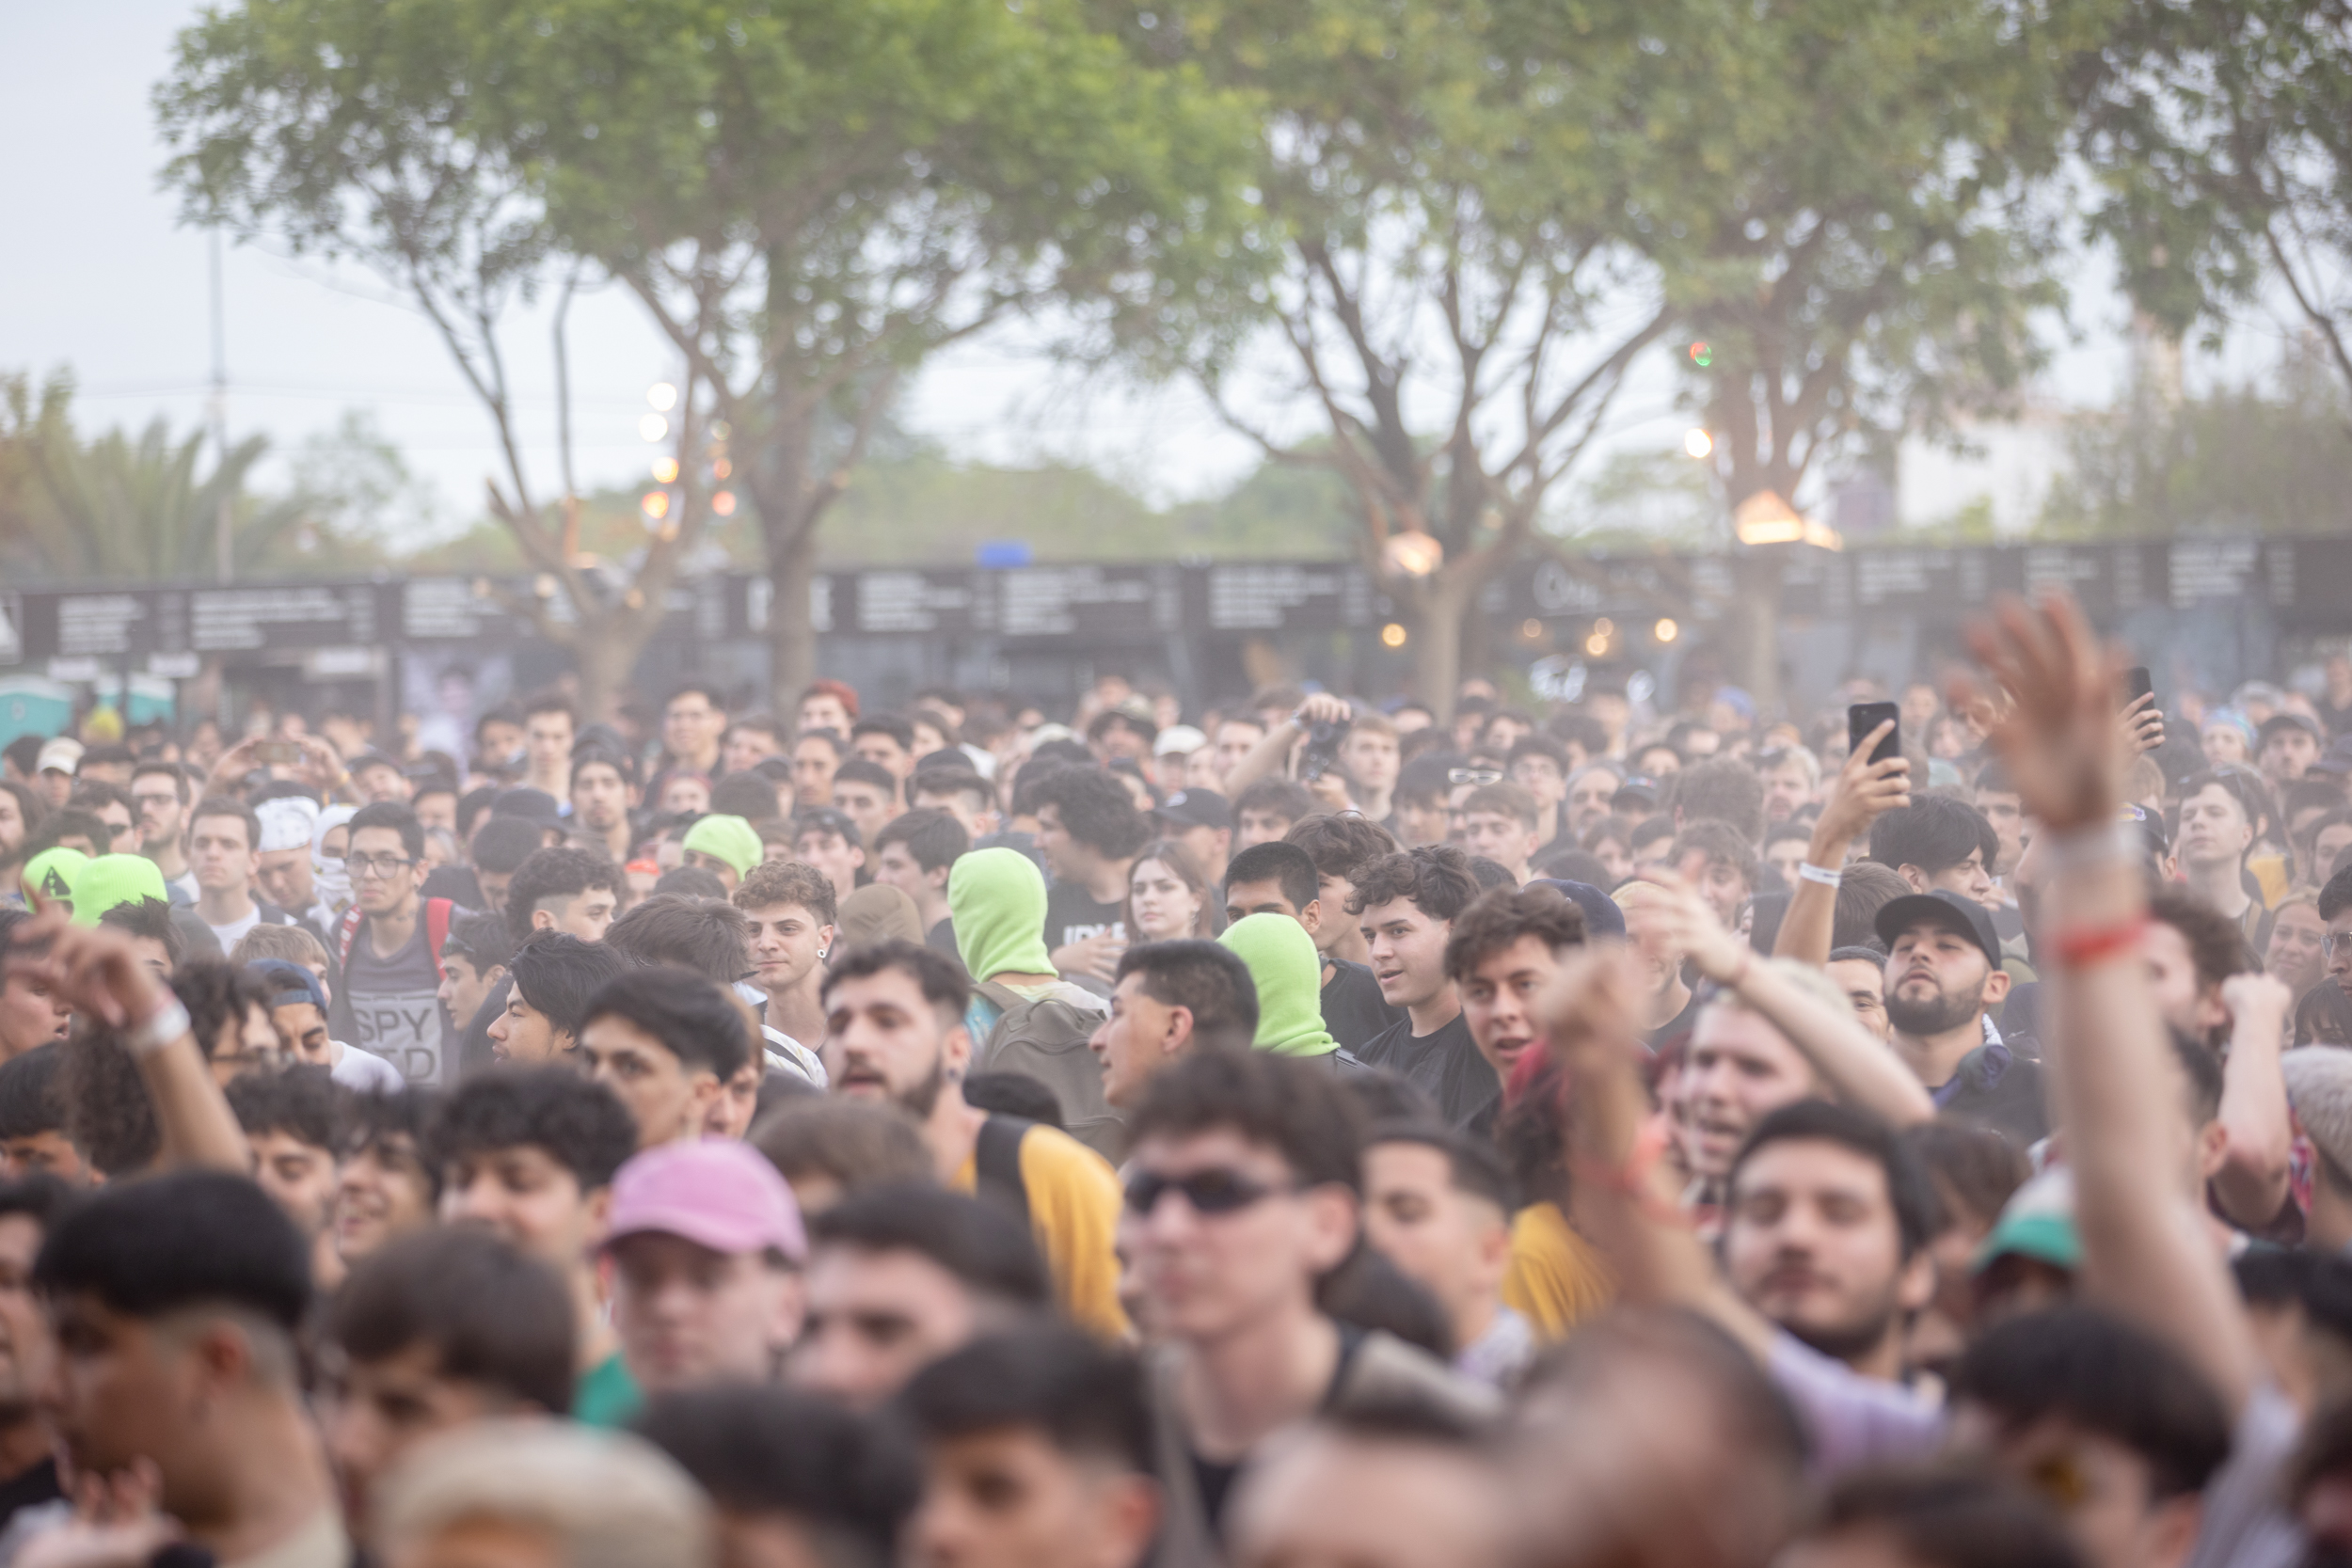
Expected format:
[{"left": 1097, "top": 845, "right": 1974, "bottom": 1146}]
[
  {"left": 1848, "top": 702, "right": 1901, "bottom": 767},
  {"left": 2122, "top": 666, "right": 2154, "bottom": 710}
]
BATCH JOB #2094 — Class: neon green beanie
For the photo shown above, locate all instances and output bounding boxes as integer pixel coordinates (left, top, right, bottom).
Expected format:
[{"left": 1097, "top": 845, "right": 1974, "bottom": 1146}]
[
  {"left": 20, "top": 848, "right": 87, "bottom": 911},
  {"left": 72, "top": 854, "right": 169, "bottom": 927},
  {"left": 949, "top": 847, "right": 1057, "bottom": 981},
  {"left": 681, "top": 814, "right": 762, "bottom": 878},
  {"left": 1218, "top": 913, "right": 1338, "bottom": 1057}
]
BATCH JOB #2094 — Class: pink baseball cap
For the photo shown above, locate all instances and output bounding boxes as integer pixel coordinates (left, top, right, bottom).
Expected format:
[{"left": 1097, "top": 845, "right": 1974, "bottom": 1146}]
[{"left": 601, "top": 1140, "right": 806, "bottom": 1262}]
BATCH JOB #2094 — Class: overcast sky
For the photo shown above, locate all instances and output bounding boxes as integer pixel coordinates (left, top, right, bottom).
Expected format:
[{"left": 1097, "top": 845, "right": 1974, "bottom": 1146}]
[{"left": 5, "top": 2, "right": 2299, "bottom": 548}]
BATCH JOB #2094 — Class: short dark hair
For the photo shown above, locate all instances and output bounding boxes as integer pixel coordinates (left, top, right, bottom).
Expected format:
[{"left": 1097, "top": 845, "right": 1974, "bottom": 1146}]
[
  {"left": 56, "top": 1031, "right": 158, "bottom": 1178},
  {"left": 1728, "top": 1100, "right": 1939, "bottom": 1259},
  {"left": 734, "top": 860, "right": 839, "bottom": 927},
  {"left": 1443, "top": 885, "right": 1586, "bottom": 982},
  {"left": 820, "top": 940, "right": 971, "bottom": 1022},
  {"left": 1028, "top": 768, "right": 1150, "bottom": 860},
  {"left": 97, "top": 896, "right": 183, "bottom": 967},
  {"left": 1365, "top": 1119, "right": 1517, "bottom": 1213},
  {"left": 831, "top": 758, "right": 899, "bottom": 797},
  {"left": 651, "top": 864, "right": 728, "bottom": 901},
  {"left": 603, "top": 894, "right": 751, "bottom": 984},
  {"left": 171, "top": 959, "right": 273, "bottom": 1062},
  {"left": 580, "top": 967, "right": 751, "bottom": 1081},
  {"left": 710, "top": 774, "right": 782, "bottom": 820},
  {"left": 666, "top": 681, "right": 726, "bottom": 713},
  {"left": 522, "top": 690, "right": 576, "bottom": 726},
  {"left": 2180, "top": 768, "right": 2273, "bottom": 837},
  {"left": 2323, "top": 864, "right": 2352, "bottom": 925},
  {"left": 1805, "top": 1467, "right": 2083, "bottom": 1568},
  {"left": 1461, "top": 781, "right": 1540, "bottom": 831},
  {"left": 1114, "top": 941, "right": 1260, "bottom": 1053},
  {"left": 873, "top": 808, "right": 969, "bottom": 874},
  {"left": 1126, "top": 1047, "right": 1365, "bottom": 1193},
  {"left": 1899, "top": 1121, "right": 2026, "bottom": 1229},
  {"left": 349, "top": 800, "right": 425, "bottom": 863},
  {"left": 1284, "top": 814, "right": 1401, "bottom": 883},
  {"left": 2145, "top": 887, "right": 2258, "bottom": 999},
  {"left": 1222, "top": 841, "right": 1320, "bottom": 912},
  {"left": 502, "top": 848, "right": 620, "bottom": 943},
  {"left": 1670, "top": 759, "right": 1768, "bottom": 842},
  {"left": 1508, "top": 734, "right": 1573, "bottom": 774},
  {"left": 1949, "top": 1306, "right": 2232, "bottom": 1500},
  {"left": 189, "top": 794, "right": 261, "bottom": 851},
  {"left": 0, "top": 1046, "right": 65, "bottom": 1142},
  {"left": 1669, "top": 819, "right": 1758, "bottom": 885},
  {"left": 1832, "top": 862, "right": 1911, "bottom": 950},
  {"left": 850, "top": 715, "right": 916, "bottom": 753},
  {"left": 633, "top": 1386, "right": 919, "bottom": 1568},
  {"left": 440, "top": 911, "right": 518, "bottom": 975},
  {"left": 809, "top": 1184, "right": 1051, "bottom": 1307},
  {"left": 331, "top": 1226, "right": 576, "bottom": 1416},
  {"left": 1868, "top": 796, "right": 1998, "bottom": 879},
  {"left": 470, "top": 816, "right": 548, "bottom": 877},
  {"left": 1232, "top": 777, "right": 1316, "bottom": 829},
  {"left": 131, "top": 759, "right": 190, "bottom": 804},
  {"left": 751, "top": 1100, "right": 933, "bottom": 1196},
  {"left": 899, "top": 1326, "right": 1152, "bottom": 1474},
  {"left": 433, "top": 1067, "right": 640, "bottom": 1194},
  {"left": 912, "top": 768, "right": 995, "bottom": 815},
  {"left": 1346, "top": 844, "right": 1482, "bottom": 923},
  {"left": 36, "top": 1170, "right": 310, "bottom": 1333},
  {"left": 342, "top": 1086, "right": 444, "bottom": 1202},
  {"left": 225, "top": 1064, "right": 343, "bottom": 1152},
  {"left": 508, "top": 933, "right": 632, "bottom": 1039}
]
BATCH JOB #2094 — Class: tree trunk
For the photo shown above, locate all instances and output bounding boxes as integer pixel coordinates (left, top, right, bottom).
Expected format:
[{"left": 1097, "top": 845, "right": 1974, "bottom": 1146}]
[
  {"left": 571, "top": 625, "right": 643, "bottom": 728},
  {"left": 1727, "top": 549, "right": 1786, "bottom": 719},
  {"left": 766, "top": 524, "right": 821, "bottom": 704},
  {"left": 1406, "top": 568, "right": 1486, "bottom": 718}
]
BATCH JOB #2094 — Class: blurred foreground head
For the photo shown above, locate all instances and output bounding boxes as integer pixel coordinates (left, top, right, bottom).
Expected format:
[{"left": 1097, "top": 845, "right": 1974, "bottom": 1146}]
[
  {"left": 1506, "top": 1307, "right": 1807, "bottom": 1568},
  {"left": 374, "top": 1418, "right": 711, "bottom": 1568}
]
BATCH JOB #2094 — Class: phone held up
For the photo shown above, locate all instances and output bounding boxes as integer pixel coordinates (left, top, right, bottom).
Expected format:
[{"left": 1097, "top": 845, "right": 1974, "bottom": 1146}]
[{"left": 1848, "top": 702, "right": 1901, "bottom": 768}]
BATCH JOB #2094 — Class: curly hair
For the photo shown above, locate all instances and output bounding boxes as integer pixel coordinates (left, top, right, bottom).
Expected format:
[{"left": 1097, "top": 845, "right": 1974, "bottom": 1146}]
[
  {"left": 1345, "top": 844, "right": 1482, "bottom": 923},
  {"left": 1284, "top": 814, "right": 1401, "bottom": 882},
  {"left": 734, "top": 859, "right": 839, "bottom": 928},
  {"left": 58, "top": 1028, "right": 159, "bottom": 1179},
  {"left": 1443, "top": 885, "right": 1587, "bottom": 981},
  {"left": 431, "top": 1067, "right": 639, "bottom": 1194},
  {"left": 1026, "top": 768, "right": 1150, "bottom": 860}
]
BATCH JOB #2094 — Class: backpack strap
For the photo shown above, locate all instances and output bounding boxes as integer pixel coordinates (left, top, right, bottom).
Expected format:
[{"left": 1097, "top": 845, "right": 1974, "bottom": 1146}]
[
  {"left": 975, "top": 1115, "right": 1033, "bottom": 1231},
  {"left": 334, "top": 906, "right": 364, "bottom": 971},
  {"left": 424, "top": 898, "right": 453, "bottom": 981}
]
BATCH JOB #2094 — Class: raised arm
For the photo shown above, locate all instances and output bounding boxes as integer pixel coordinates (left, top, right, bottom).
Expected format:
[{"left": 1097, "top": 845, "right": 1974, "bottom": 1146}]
[
  {"left": 1541, "top": 946, "right": 1777, "bottom": 1361},
  {"left": 4, "top": 901, "right": 250, "bottom": 1177},
  {"left": 1773, "top": 727, "right": 1910, "bottom": 965},
  {"left": 1217, "top": 693, "right": 1352, "bottom": 798},
  {"left": 2211, "top": 972, "right": 2294, "bottom": 1232},
  {"left": 1954, "top": 592, "right": 2260, "bottom": 1418},
  {"left": 1645, "top": 872, "right": 1932, "bottom": 1128}
]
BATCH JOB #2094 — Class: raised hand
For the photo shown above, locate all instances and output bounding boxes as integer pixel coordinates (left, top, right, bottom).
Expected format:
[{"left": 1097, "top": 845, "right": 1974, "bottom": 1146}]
[
  {"left": 2, "top": 897, "right": 173, "bottom": 1030},
  {"left": 2120, "top": 691, "right": 2165, "bottom": 757},
  {"left": 1632, "top": 869, "right": 1747, "bottom": 987},
  {"left": 1814, "top": 720, "right": 1911, "bottom": 848},
  {"left": 1536, "top": 943, "right": 1652, "bottom": 1077},
  {"left": 1947, "top": 590, "right": 2124, "bottom": 834}
]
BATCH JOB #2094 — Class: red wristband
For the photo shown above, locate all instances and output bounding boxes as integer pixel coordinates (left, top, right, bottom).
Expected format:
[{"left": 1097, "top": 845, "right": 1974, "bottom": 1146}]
[{"left": 2049, "top": 918, "right": 2147, "bottom": 969}]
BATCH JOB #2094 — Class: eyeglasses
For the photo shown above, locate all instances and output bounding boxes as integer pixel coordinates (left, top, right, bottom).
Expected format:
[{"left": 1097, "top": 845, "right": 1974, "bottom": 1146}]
[
  {"left": 1123, "top": 1165, "right": 1294, "bottom": 1217},
  {"left": 344, "top": 852, "right": 415, "bottom": 879},
  {"left": 1448, "top": 767, "right": 1503, "bottom": 787},
  {"left": 2326, "top": 931, "right": 2352, "bottom": 956}
]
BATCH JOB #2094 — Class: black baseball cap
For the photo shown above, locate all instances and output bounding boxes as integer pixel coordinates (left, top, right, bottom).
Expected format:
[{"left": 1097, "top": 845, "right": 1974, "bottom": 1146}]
[
  {"left": 1873, "top": 888, "right": 2003, "bottom": 972},
  {"left": 1156, "top": 789, "right": 1233, "bottom": 833}
]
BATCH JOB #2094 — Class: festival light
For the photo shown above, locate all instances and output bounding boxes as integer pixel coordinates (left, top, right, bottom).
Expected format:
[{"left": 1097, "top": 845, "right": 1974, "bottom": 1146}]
[
  {"left": 646, "top": 383, "right": 678, "bottom": 412},
  {"left": 1684, "top": 427, "right": 1713, "bottom": 459}
]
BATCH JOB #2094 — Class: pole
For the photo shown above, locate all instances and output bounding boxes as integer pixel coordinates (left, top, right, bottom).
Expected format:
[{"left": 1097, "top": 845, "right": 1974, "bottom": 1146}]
[{"left": 210, "top": 230, "right": 231, "bottom": 584}]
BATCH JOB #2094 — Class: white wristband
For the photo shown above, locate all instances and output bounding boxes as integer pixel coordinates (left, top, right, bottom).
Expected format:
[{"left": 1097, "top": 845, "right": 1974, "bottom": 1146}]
[
  {"left": 1798, "top": 863, "right": 1843, "bottom": 888},
  {"left": 123, "top": 998, "right": 191, "bottom": 1059},
  {"left": 2041, "top": 821, "right": 2142, "bottom": 875}
]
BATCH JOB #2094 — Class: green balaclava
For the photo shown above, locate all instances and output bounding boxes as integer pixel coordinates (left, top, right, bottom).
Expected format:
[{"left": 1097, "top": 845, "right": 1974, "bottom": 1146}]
[
  {"left": 71, "top": 854, "right": 169, "bottom": 927},
  {"left": 1218, "top": 913, "right": 1338, "bottom": 1058},
  {"left": 681, "top": 814, "right": 762, "bottom": 879},
  {"left": 949, "top": 847, "right": 1057, "bottom": 982}
]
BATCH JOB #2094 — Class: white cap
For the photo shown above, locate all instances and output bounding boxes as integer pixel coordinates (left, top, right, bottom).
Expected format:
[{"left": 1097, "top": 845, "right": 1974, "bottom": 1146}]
[
  {"left": 254, "top": 796, "right": 322, "bottom": 853},
  {"left": 35, "top": 737, "right": 83, "bottom": 775},
  {"left": 1153, "top": 724, "right": 1208, "bottom": 758}
]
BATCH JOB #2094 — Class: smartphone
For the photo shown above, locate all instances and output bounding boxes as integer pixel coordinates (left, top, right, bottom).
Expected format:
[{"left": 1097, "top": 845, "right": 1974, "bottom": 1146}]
[
  {"left": 2122, "top": 666, "right": 2154, "bottom": 710},
  {"left": 257, "top": 740, "right": 304, "bottom": 767},
  {"left": 1848, "top": 702, "right": 1901, "bottom": 767}
]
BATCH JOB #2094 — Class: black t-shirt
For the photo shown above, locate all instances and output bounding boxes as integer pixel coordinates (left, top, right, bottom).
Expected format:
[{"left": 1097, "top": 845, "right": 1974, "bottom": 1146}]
[
  {"left": 1356, "top": 1010, "right": 1500, "bottom": 1130},
  {"left": 1043, "top": 881, "right": 1125, "bottom": 953},
  {"left": 0, "top": 1455, "right": 61, "bottom": 1539},
  {"left": 927, "top": 916, "right": 963, "bottom": 966},
  {"left": 1647, "top": 988, "right": 1705, "bottom": 1053},
  {"left": 1321, "top": 958, "right": 1406, "bottom": 1052}
]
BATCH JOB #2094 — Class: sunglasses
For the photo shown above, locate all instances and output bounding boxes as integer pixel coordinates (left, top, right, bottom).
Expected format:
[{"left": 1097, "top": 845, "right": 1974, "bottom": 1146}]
[
  {"left": 1122, "top": 1165, "right": 1294, "bottom": 1217},
  {"left": 1448, "top": 767, "right": 1504, "bottom": 786}
]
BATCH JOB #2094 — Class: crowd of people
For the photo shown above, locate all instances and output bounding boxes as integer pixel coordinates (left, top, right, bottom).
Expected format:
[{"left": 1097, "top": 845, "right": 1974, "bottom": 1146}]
[{"left": 2, "top": 601, "right": 2352, "bottom": 1568}]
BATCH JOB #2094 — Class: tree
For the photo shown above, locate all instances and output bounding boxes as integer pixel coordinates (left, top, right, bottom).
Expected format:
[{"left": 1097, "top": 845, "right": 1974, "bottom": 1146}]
[
  {"left": 457, "top": 0, "right": 1259, "bottom": 698},
  {"left": 0, "top": 373, "right": 309, "bottom": 582},
  {"left": 1108, "top": 0, "right": 1681, "bottom": 714},
  {"left": 2078, "top": 0, "right": 2352, "bottom": 425},
  {"left": 155, "top": 0, "right": 720, "bottom": 717},
  {"left": 1656, "top": 0, "right": 2094, "bottom": 710}
]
